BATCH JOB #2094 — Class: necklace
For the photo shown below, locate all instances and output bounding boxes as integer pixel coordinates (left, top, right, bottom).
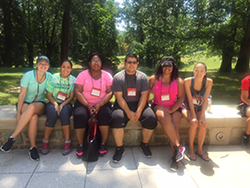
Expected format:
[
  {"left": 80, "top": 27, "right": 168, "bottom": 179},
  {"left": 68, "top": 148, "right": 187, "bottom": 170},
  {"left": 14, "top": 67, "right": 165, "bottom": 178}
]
[{"left": 36, "top": 70, "right": 45, "bottom": 84}]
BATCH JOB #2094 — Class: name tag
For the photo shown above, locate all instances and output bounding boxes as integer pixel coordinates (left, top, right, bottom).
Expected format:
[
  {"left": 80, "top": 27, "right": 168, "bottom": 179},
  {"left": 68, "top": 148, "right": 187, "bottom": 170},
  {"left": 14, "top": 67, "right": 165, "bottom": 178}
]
[
  {"left": 56, "top": 91, "right": 67, "bottom": 101},
  {"left": 127, "top": 88, "right": 137, "bottom": 97},
  {"left": 161, "top": 94, "right": 170, "bottom": 101},
  {"left": 91, "top": 88, "right": 101, "bottom": 97}
]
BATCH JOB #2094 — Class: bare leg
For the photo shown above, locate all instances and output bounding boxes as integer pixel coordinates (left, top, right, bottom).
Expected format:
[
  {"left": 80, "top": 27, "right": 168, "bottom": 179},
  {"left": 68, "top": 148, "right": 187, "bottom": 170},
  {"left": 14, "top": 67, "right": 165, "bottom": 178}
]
[
  {"left": 182, "top": 109, "right": 197, "bottom": 154},
  {"left": 27, "top": 114, "right": 38, "bottom": 148},
  {"left": 99, "top": 126, "right": 109, "bottom": 143},
  {"left": 12, "top": 103, "right": 45, "bottom": 138},
  {"left": 112, "top": 128, "right": 124, "bottom": 147},
  {"left": 245, "top": 109, "right": 250, "bottom": 134},
  {"left": 43, "top": 127, "right": 54, "bottom": 141},
  {"left": 171, "top": 111, "right": 182, "bottom": 154},
  {"left": 196, "top": 112, "right": 207, "bottom": 154},
  {"left": 142, "top": 128, "right": 154, "bottom": 143},
  {"left": 154, "top": 106, "right": 180, "bottom": 148},
  {"left": 62, "top": 125, "right": 70, "bottom": 142},
  {"left": 75, "top": 128, "right": 86, "bottom": 144}
]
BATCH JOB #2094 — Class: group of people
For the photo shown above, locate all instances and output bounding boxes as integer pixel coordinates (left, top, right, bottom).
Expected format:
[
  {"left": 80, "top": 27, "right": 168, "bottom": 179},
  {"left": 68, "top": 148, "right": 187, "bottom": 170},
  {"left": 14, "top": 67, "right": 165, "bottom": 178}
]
[{"left": 0, "top": 53, "right": 213, "bottom": 172}]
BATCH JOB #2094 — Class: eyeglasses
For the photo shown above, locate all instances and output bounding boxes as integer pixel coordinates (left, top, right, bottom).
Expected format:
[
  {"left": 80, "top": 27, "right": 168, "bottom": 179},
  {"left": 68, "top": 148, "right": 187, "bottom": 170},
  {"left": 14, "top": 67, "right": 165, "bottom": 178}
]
[
  {"left": 126, "top": 61, "right": 137, "bottom": 65},
  {"left": 91, "top": 61, "right": 101, "bottom": 64}
]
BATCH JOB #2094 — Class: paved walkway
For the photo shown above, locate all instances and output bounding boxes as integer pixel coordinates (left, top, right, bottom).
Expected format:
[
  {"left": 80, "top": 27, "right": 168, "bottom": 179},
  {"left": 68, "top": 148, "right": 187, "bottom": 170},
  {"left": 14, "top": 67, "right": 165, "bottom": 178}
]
[{"left": 0, "top": 145, "right": 250, "bottom": 188}]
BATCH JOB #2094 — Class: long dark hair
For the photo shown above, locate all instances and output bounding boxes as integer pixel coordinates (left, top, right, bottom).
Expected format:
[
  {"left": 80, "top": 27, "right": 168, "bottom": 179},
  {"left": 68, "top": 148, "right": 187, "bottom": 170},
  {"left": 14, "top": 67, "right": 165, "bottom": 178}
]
[{"left": 154, "top": 56, "right": 179, "bottom": 83}]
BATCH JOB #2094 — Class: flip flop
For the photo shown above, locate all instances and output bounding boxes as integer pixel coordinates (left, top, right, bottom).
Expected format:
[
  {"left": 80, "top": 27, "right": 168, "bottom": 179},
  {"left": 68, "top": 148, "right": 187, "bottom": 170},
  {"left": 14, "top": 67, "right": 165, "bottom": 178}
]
[
  {"left": 195, "top": 151, "right": 210, "bottom": 162},
  {"left": 187, "top": 152, "right": 197, "bottom": 161}
]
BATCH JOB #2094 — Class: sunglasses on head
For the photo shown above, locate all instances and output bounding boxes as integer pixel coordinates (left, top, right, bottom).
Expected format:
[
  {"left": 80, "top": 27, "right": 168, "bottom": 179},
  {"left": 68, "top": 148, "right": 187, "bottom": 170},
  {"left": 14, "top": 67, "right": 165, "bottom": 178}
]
[{"left": 126, "top": 61, "right": 137, "bottom": 65}]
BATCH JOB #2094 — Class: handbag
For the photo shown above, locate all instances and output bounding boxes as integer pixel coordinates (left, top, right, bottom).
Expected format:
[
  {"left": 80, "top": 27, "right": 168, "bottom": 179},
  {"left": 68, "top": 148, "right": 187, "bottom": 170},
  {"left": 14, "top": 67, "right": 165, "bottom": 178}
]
[{"left": 82, "top": 113, "right": 101, "bottom": 162}]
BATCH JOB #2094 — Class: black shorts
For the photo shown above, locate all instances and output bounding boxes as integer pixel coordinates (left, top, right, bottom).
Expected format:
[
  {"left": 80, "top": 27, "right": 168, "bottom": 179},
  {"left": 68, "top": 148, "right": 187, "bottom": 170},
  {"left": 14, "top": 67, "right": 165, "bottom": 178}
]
[
  {"left": 16, "top": 101, "right": 46, "bottom": 111},
  {"left": 73, "top": 100, "right": 112, "bottom": 129},
  {"left": 110, "top": 102, "right": 157, "bottom": 130},
  {"left": 151, "top": 103, "right": 182, "bottom": 113}
]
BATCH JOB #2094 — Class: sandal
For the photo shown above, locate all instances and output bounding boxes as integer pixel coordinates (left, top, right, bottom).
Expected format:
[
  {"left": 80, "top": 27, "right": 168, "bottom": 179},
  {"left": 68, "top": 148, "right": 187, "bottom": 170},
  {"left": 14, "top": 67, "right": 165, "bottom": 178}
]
[
  {"left": 187, "top": 152, "right": 197, "bottom": 161},
  {"left": 195, "top": 151, "right": 210, "bottom": 162}
]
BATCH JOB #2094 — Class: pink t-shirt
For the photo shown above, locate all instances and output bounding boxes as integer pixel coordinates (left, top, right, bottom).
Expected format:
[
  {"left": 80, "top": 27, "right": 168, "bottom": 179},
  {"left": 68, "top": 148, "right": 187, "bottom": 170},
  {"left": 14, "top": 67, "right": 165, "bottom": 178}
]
[
  {"left": 75, "top": 70, "right": 113, "bottom": 106},
  {"left": 152, "top": 79, "right": 178, "bottom": 109}
]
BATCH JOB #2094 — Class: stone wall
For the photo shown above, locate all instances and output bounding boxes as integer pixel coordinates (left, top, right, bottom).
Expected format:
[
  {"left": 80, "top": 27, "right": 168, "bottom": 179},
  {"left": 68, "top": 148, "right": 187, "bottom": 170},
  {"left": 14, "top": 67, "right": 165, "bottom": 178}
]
[{"left": 0, "top": 105, "right": 247, "bottom": 149}]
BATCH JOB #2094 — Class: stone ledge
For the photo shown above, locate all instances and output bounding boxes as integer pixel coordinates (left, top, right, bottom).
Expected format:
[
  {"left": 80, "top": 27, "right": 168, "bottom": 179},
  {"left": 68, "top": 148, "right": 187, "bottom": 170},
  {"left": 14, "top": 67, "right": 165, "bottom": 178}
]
[{"left": 0, "top": 105, "right": 247, "bottom": 148}]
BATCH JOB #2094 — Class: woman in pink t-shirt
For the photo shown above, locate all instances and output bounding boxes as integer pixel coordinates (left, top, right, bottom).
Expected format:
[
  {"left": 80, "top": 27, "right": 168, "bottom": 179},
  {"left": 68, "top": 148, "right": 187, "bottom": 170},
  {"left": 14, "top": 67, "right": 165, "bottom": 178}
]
[
  {"left": 149, "top": 56, "right": 185, "bottom": 172},
  {"left": 73, "top": 53, "right": 113, "bottom": 158}
]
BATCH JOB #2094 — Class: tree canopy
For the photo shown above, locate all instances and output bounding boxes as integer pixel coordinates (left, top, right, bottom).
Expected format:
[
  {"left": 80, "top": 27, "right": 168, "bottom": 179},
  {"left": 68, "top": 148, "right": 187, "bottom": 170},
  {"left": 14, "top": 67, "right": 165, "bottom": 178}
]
[{"left": 0, "top": 0, "right": 250, "bottom": 72}]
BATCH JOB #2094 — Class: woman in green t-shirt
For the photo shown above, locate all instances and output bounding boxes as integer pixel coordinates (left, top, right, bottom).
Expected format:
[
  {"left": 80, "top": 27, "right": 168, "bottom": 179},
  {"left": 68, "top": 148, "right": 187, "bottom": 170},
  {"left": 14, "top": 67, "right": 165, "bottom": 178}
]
[
  {"left": 41, "top": 59, "right": 76, "bottom": 156},
  {"left": 0, "top": 56, "right": 51, "bottom": 161}
]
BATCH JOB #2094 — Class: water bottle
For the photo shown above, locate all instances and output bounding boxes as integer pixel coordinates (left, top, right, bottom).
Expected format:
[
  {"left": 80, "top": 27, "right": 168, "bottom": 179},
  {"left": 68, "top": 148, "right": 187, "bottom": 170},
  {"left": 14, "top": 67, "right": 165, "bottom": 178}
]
[{"left": 207, "top": 95, "right": 212, "bottom": 112}]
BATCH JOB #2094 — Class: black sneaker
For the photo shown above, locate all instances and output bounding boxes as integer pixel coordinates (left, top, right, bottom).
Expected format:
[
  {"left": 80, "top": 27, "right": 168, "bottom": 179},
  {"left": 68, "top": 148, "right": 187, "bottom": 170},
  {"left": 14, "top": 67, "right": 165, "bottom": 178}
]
[
  {"left": 170, "top": 156, "right": 179, "bottom": 172},
  {"left": 241, "top": 134, "right": 250, "bottom": 149},
  {"left": 112, "top": 146, "right": 125, "bottom": 163},
  {"left": 99, "top": 142, "right": 108, "bottom": 157},
  {"left": 0, "top": 137, "right": 16, "bottom": 153},
  {"left": 175, "top": 145, "right": 185, "bottom": 162},
  {"left": 140, "top": 142, "right": 152, "bottom": 158},
  {"left": 76, "top": 144, "right": 84, "bottom": 157},
  {"left": 29, "top": 147, "right": 40, "bottom": 161}
]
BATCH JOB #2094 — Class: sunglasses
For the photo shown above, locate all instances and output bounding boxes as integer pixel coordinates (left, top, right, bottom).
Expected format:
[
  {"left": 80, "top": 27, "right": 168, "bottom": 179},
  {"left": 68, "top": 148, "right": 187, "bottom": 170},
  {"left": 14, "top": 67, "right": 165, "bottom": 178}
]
[
  {"left": 126, "top": 61, "right": 137, "bottom": 65},
  {"left": 91, "top": 61, "right": 101, "bottom": 64}
]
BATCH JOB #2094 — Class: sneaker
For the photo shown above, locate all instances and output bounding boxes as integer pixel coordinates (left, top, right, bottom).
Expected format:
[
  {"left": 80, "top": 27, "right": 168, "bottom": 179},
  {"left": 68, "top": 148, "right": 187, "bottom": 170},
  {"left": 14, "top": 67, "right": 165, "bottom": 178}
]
[
  {"left": 170, "top": 156, "right": 179, "bottom": 172},
  {"left": 140, "top": 142, "right": 152, "bottom": 158},
  {"left": 41, "top": 140, "right": 49, "bottom": 155},
  {"left": 99, "top": 142, "right": 108, "bottom": 157},
  {"left": 62, "top": 140, "right": 71, "bottom": 156},
  {"left": 29, "top": 147, "right": 40, "bottom": 161},
  {"left": 76, "top": 144, "right": 84, "bottom": 157},
  {"left": 0, "top": 137, "right": 16, "bottom": 153},
  {"left": 241, "top": 134, "right": 250, "bottom": 149},
  {"left": 112, "top": 146, "right": 125, "bottom": 163},
  {"left": 175, "top": 145, "right": 185, "bottom": 162}
]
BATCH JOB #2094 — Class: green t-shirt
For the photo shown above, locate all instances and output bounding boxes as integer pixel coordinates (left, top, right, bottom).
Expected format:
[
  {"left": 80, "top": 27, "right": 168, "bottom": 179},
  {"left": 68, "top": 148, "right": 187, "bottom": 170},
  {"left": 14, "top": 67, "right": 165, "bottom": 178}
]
[
  {"left": 20, "top": 70, "right": 52, "bottom": 103},
  {"left": 46, "top": 73, "right": 76, "bottom": 103}
]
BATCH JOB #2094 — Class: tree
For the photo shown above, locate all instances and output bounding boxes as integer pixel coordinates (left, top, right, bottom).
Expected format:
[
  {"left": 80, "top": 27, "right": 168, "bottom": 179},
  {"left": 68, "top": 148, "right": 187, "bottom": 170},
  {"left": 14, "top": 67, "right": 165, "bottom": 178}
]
[{"left": 60, "top": 0, "right": 71, "bottom": 62}]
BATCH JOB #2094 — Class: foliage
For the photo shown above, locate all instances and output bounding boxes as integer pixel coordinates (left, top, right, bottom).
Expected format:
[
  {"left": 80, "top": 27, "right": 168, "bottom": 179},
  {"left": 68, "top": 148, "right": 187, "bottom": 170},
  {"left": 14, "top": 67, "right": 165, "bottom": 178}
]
[
  {"left": 120, "top": 0, "right": 250, "bottom": 72},
  {"left": 0, "top": 0, "right": 119, "bottom": 69}
]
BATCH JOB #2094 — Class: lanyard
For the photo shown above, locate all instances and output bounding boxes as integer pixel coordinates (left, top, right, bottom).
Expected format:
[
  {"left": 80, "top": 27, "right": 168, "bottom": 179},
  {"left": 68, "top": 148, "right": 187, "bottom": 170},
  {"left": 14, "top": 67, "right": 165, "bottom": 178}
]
[{"left": 160, "top": 79, "right": 171, "bottom": 94}]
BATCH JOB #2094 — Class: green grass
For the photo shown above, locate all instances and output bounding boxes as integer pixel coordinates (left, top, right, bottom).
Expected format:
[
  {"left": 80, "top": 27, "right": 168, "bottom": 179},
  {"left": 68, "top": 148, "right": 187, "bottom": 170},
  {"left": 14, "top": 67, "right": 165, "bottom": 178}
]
[{"left": 0, "top": 55, "right": 243, "bottom": 105}]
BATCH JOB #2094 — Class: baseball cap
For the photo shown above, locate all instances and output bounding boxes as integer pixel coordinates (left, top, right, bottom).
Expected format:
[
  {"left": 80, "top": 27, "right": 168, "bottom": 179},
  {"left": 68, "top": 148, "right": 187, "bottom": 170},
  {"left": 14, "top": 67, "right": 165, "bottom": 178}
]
[{"left": 37, "top": 55, "right": 50, "bottom": 64}]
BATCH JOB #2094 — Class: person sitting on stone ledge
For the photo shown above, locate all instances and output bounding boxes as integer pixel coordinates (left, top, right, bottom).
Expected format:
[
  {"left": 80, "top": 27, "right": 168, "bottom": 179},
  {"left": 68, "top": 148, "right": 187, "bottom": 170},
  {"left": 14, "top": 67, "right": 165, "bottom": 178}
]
[
  {"left": 73, "top": 53, "right": 113, "bottom": 158},
  {"left": 239, "top": 74, "right": 250, "bottom": 148},
  {"left": 110, "top": 53, "right": 157, "bottom": 163},
  {"left": 0, "top": 55, "right": 51, "bottom": 161},
  {"left": 41, "top": 59, "right": 76, "bottom": 156},
  {"left": 182, "top": 62, "right": 213, "bottom": 162},
  {"left": 149, "top": 56, "right": 185, "bottom": 171}
]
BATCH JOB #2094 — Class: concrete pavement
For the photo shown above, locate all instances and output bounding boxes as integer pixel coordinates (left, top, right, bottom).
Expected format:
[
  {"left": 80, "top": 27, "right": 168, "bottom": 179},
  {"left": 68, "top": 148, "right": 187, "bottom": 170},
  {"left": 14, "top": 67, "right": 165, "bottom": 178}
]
[{"left": 0, "top": 145, "right": 250, "bottom": 188}]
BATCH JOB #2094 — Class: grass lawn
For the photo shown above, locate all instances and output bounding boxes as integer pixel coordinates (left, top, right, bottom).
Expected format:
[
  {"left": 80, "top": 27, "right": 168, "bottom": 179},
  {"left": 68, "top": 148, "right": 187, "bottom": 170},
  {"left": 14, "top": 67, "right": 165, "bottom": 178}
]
[{"left": 0, "top": 56, "right": 244, "bottom": 105}]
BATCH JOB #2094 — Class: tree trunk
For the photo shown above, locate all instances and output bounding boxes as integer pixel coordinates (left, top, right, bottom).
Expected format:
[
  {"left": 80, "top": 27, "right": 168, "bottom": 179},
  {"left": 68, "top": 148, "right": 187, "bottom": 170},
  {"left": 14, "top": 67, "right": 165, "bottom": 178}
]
[
  {"left": 219, "top": 48, "right": 233, "bottom": 72},
  {"left": 235, "top": 19, "right": 250, "bottom": 73},
  {"left": 60, "top": 0, "right": 71, "bottom": 63},
  {"left": 2, "top": 0, "right": 12, "bottom": 67}
]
